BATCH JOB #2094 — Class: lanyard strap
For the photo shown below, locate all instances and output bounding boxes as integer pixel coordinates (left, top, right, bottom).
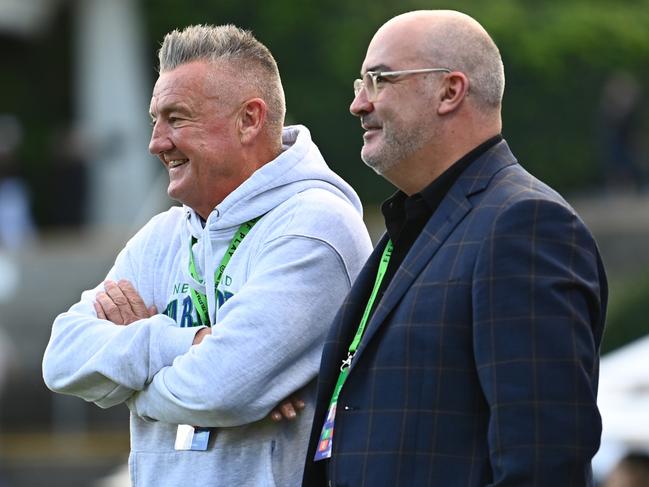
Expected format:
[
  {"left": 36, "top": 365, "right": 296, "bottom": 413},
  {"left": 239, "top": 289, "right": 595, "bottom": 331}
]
[
  {"left": 330, "top": 239, "right": 393, "bottom": 404},
  {"left": 188, "top": 216, "right": 261, "bottom": 326}
]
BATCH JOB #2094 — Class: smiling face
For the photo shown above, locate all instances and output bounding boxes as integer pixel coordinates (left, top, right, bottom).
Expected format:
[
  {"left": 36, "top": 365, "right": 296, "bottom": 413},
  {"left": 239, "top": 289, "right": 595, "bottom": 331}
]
[
  {"left": 148, "top": 60, "right": 251, "bottom": 218},
  {"left": 349, "top": 18, "right": 446, "bottom": 177}
]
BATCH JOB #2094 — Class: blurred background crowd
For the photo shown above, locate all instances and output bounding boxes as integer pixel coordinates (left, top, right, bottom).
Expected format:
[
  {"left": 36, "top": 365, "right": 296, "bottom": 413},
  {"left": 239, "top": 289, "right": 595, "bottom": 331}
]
[{"left": 1, "top": 0, "right": 649, "bottom": 485}]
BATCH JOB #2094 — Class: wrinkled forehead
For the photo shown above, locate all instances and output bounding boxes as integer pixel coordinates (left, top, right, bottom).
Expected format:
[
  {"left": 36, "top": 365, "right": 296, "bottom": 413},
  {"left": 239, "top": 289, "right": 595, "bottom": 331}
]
[
  {"left": 152, "top": 62, "right": 206, "bottom": 99},
  {"left": 361, "top": 20, "right": 430, "bottom": 73},
  {"left": 150, "top": 60, "right": 230, "bottom": 109},
  {"left": 151, "top": 72, "right": 190, "bottom": 100}
]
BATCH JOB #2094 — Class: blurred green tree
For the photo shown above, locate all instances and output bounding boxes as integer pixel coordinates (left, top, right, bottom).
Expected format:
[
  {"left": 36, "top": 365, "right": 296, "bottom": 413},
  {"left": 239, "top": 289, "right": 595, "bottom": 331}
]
[
  {"left": 144, "top": 0, "right": 649, "bottom": 202},
  {"left": 144, "top": 0, "right": 649, "bottom": 353}
]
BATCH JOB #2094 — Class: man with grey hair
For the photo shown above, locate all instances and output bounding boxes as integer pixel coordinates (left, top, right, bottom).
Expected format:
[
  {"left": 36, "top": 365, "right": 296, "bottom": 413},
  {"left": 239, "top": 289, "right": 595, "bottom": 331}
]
[
  {"left": 43, "top": 24, "right": 372, "bottom": 486},
  {"left": 303, "top": 10, "right": 607, "bottom": 486}
]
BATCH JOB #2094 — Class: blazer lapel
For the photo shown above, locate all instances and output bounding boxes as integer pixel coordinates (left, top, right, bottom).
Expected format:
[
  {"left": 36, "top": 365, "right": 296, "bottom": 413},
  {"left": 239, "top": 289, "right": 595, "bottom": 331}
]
[{"left": 350, "top": 141, "right": 518, "bottom": 366}]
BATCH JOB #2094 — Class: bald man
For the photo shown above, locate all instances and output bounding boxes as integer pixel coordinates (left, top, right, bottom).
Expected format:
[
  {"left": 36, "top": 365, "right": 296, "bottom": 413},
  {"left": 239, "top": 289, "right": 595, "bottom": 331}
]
[{"left": 302, "top": 10, "right": 607, "bottom": 486}]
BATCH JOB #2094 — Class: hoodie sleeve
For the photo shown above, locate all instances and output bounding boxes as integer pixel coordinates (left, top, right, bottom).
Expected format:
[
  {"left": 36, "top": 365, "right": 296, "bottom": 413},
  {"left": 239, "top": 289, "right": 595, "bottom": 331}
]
[
  {"left": 42, "top": 217, "right": 199, "bottom": 408},
  {"left": 127, "top": 233, "right": 360, "bottom": 427}
]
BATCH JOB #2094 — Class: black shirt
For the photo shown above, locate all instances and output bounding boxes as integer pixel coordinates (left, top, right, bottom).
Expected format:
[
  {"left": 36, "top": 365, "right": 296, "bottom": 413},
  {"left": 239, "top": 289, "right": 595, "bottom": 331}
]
[{"left": 368, "top": 135, "right": 503, "bottom": 317}]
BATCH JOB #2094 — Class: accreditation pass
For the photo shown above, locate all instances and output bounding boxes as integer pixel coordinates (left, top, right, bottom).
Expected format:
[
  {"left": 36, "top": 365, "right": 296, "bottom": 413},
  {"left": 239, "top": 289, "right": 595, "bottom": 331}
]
[{"left": 175, "top": 424, "right": 211, "bottom": 451}]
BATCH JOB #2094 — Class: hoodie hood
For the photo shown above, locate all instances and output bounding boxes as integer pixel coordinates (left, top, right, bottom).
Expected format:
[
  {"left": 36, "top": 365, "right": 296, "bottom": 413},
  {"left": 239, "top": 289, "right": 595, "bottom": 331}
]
[{"left": 185, "top": 125, "right": 362, "bottom": 235}]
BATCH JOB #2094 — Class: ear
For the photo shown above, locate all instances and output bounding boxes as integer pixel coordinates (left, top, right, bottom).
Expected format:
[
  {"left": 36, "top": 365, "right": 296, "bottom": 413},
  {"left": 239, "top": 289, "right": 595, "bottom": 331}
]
[
  {"left": 238, "top": 98, "right": 267, "bottom": 145},
  {"left": 437, "top": 72, "right": 470, "bottom": 115}
]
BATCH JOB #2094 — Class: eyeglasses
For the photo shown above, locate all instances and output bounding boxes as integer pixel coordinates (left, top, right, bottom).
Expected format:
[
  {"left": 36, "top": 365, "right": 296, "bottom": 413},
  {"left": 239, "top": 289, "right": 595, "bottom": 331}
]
[{"left": 353, "top": 67, "right": 451, "bottom": 102}]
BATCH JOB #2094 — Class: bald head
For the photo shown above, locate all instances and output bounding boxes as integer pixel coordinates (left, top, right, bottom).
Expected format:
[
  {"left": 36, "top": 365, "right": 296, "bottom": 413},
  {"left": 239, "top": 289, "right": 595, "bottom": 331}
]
[
  {"left": 371, "top": 10, "right": 505, "bottom": 111},
  {"left": 351, "top": 10, "right": 505, "bottom": 193}
]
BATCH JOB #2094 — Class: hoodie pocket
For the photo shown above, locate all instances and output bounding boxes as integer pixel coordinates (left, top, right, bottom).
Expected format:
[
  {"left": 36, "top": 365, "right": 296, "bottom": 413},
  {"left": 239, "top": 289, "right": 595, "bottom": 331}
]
[{"left": 130, "top": 440, "right": 279, "bottom": 487}]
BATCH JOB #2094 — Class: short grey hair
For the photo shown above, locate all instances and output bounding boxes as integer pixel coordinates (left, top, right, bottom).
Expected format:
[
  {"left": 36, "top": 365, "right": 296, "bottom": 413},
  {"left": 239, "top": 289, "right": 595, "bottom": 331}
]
[{"left": 158, "top": 24, "right": 286, "bottom": 131}]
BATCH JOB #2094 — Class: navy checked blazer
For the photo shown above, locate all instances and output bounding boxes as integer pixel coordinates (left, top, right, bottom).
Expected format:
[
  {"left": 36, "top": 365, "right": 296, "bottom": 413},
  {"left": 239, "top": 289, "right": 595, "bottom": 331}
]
[{"left": 302, "top": 141, "right": 608, "bottom": 487}]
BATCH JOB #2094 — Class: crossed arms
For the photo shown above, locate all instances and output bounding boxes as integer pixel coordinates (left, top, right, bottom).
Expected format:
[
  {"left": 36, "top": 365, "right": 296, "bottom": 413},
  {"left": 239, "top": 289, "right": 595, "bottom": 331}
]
[
  {"left": 93, "top": 279, "right": 301, "bottom": 421},
  {"left": 42, "top": 233, "right": 346, "bottom": 426}
]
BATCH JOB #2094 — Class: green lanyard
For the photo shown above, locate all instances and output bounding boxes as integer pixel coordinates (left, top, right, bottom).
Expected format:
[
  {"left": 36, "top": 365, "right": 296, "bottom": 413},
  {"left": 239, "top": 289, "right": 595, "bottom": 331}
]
[
  {"left": 188, "top": 216, "right": 261, "bottom": 326},
  {"left": 329, "top": 239, "right": 393, "bottom": 405}
]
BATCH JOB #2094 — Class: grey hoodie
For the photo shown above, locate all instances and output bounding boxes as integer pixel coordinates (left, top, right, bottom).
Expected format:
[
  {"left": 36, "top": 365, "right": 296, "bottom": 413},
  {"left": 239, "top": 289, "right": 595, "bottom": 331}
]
[{"left": 43, "top": 125, "right": 373, "bottom": 486}]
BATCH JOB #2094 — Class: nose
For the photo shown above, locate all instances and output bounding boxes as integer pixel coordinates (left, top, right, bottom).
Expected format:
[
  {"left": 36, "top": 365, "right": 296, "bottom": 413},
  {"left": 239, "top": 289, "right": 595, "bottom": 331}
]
[
  {"left": 148, "top": 121, "right": 173, "bottom": 156},
  {"left": 349, "top": 88, "right": 373, "bottom": 118}
]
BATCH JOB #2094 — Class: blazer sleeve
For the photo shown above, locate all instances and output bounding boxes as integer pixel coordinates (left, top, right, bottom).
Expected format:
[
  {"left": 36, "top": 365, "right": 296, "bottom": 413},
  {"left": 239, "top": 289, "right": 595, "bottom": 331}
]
[{"left": 472, "top": 197, "right": 606, "bottom": 486}]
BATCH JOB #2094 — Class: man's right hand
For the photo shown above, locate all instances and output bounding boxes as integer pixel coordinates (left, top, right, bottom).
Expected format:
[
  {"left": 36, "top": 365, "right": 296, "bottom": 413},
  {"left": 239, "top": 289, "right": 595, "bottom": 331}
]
[{"left": 94, "top": 279, "right": 157, "bottom": 325}]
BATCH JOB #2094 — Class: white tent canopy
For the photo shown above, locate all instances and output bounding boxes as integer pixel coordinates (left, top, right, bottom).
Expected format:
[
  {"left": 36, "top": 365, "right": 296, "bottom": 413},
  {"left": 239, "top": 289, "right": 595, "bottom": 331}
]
[{"left": 593, "top": 335, "right": 649, "bottom": 479}]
